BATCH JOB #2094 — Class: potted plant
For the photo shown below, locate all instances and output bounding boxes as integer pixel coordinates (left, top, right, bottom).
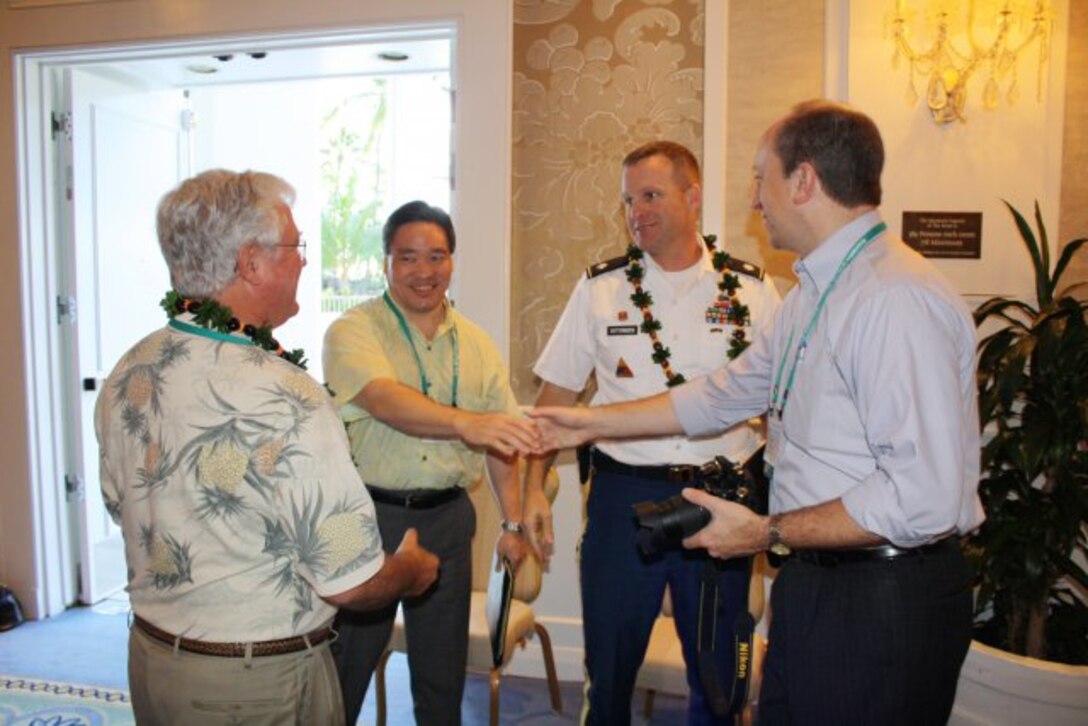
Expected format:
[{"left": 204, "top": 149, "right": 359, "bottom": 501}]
[{"left": 952, "top": 200, "right": 1088, "bottom": 724}]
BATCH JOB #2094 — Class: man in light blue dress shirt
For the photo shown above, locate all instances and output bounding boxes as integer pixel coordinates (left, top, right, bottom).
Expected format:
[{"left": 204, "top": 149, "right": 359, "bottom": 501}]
[{"left": 531, "top": 101, "right": 984, "bottom": 725}]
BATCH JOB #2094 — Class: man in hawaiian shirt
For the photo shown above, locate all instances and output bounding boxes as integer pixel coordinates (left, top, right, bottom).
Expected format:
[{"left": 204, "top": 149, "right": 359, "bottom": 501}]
[{"left": 96, "top": 169, "right": 438, "bottom": 725}]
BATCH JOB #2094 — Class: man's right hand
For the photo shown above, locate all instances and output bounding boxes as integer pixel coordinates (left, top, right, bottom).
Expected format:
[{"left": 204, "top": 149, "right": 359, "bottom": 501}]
[
  {"left": 451, "top": 411, "right": 541, "bottom": 458},
  {"left": 528, "top": 406, "right": 599, "bottom": 452},
  {"left": 393, "top": 528, "right": 439, "bottom": 597}
]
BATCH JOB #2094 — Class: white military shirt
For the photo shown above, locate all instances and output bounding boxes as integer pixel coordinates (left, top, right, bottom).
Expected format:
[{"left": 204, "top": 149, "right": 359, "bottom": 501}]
[{"left": 534, "top": 240, "right": 781, "bottom": 466}]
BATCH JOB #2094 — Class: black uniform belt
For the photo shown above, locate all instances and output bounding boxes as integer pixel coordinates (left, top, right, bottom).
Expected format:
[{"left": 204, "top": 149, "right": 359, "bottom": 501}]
[
  {"left": 133, "top": 615, "right": 332, "bottom": 657},
  {"left": 591, "top": 449, "right": 700, "bottom": 483},
  {"left": 366, "top": 485, "right": 462, "bottom": 509},
  {"left": 793, "top": 536, "right": 957, "bottom": 567}
]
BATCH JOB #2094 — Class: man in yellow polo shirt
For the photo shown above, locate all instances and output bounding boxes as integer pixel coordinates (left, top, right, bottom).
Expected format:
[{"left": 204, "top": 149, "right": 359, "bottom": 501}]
[{"left": 322, "top": 200, "right": 538, "bottom": 725}]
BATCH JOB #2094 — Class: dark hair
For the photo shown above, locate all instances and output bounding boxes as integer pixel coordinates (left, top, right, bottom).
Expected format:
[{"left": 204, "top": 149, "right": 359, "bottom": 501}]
[
  {"left": 382, "top": 200, "right": 456, "bottom": 255},
  {"left": 622, "top": 140, "right": 701, "bottom": 188},
  {"left": 772, "top": 101, "right": 883, "bottom": 207}
]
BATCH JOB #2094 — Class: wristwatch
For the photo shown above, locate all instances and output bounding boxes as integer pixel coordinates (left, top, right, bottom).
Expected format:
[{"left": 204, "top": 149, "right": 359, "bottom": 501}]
[
  {"left": 767, "top": 515, "right": 791, "bottom": 557},
  {"left": 500, "top": 520, "right": 524, "bottom": 535}
]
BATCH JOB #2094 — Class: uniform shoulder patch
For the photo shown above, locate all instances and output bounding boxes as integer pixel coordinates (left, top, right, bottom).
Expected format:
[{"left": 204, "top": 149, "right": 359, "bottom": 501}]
[
  {"left": 723, "top": 255, "right": 765, "bottom": 281},
  {"left": 585, "top": 254, "right": 629, "bottom": 279}
]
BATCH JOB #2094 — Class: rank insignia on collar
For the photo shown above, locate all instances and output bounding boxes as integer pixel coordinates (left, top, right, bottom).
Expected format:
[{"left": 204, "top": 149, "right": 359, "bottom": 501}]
[{"left": 615, "top": 357, "right": 634, "bottom": 378}]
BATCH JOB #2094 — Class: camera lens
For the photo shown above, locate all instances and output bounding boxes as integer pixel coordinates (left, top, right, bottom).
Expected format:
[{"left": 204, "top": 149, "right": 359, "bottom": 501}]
[{"left": 632, "top": 496, "right": 711, "bottom": 555}]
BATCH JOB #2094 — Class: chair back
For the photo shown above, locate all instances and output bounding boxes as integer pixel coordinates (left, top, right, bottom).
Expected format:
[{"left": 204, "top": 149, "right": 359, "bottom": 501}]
[{"left": 466, "top": 464, "right": 559, "bottom": 602}]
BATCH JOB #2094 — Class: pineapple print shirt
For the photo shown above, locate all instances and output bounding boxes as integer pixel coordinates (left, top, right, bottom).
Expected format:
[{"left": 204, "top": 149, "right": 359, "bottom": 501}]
[
  {"left": 322, "top": 296, "right": 520, "bottom": 490},
  {"left": 95, "top": 319, "right": 385, "bottom": 641}
]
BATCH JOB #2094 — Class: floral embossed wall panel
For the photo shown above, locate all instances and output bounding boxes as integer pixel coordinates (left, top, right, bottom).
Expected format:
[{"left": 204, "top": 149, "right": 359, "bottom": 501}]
[
  {"left": 511, "top": 0, "right": 705, "bottom": 400},
  {"left": 1060, "top": 0, "right": 1087, "bottom": 296}
]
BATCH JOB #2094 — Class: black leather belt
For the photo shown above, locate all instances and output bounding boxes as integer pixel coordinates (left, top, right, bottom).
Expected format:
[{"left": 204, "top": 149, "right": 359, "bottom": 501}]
[
  {"left": 591, "top": 449, "right": 700, "bottom": 483},
  {"left": 133, "top": 615, "right": 332, "bottom": 657},
  {"left": 366, "top": 485, "right": 462, "bottom": 509},
  {"left": 793, "top": 536, "right": 958, "bottom": 567}
]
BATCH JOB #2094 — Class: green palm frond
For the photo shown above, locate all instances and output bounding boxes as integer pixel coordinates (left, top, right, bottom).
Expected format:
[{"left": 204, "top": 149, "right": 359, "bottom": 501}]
[
  {"left": 1002, "top": 200, "right": 1050, "bottom": 307},
  {"left": 1052, "top": 237, "right": 1088, "bottom": 293},
  {"left": 969, "top": 200, "right": 1088, "bottom": 664}
]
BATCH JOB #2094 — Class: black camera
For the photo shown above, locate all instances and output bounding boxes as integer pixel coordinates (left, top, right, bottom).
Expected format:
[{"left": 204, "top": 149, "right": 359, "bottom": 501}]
[{"left": 632, "top": 447, "right": 766, "bottom": 555}]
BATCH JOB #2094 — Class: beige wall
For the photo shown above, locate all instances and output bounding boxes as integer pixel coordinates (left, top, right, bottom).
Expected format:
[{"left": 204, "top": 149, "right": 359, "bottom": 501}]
[{"left": 724, "top": 1, "right": 825, "bottom": 285}]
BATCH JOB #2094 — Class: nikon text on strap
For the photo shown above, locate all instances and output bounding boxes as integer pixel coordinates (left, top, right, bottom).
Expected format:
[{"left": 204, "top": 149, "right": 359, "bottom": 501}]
[{"left": 697, "top": 556, "right": 755, "bottom": 720}]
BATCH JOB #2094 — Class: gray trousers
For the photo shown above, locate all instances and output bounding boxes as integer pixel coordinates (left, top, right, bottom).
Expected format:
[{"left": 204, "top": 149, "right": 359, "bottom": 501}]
[
  {"left": 128, "top": 624, "right": 344, "bottom": 725},
  {"left": 332, "top": 489, "right": 475, "bottom": 726}
]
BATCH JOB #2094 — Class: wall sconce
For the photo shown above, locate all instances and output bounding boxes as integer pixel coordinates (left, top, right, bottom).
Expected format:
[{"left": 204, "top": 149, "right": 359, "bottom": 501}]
[{"left": 889, "top": 0, "right": 1051, "bottom": 124}]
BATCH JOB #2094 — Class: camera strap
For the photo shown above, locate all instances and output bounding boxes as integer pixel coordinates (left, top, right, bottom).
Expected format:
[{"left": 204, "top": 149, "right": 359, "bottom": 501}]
[
  {"left": 576, "top": 445, "right": 592, "bottom": 485},
  {"left": 697, "top": 556, "right": 755, "bottom": 719}
]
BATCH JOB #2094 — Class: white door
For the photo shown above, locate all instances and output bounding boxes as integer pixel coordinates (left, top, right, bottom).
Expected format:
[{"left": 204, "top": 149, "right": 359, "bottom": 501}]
[{"left": 61, "top": 67, "right": 190, "bottom": 604}]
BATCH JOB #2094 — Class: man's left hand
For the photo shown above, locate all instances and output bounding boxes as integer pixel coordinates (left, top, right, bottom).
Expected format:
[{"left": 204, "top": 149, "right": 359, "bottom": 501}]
[
  {"left": 496, "top": 531, "right": 527, "bottom": 569},
  {"left": 680, "top": 488, "right": 766, "bottom": 560}
]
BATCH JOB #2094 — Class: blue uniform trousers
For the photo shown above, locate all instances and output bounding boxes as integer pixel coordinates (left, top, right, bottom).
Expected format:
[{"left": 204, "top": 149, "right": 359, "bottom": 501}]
[{"left": 580, "top": 468, "right": 751, "bottom": 726}]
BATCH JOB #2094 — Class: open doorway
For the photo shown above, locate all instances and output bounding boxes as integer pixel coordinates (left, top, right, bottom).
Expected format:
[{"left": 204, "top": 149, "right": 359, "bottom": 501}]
[{"left": 24, "top": 25, "right": 454, "bottom": 607}]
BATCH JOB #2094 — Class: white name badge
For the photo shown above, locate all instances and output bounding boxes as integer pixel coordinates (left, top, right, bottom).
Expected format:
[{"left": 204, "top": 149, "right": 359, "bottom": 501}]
[{"left": 766, "top": 414, "right": 784, "bottom": 469}]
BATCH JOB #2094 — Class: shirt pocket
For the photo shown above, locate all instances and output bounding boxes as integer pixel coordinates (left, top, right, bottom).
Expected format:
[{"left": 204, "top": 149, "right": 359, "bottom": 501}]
[
  {"left": 696, "top": 323, "right": 733, "bottom": 374},
  {"left": 596, "top": 322, "right": 648, "bottom": 380}
]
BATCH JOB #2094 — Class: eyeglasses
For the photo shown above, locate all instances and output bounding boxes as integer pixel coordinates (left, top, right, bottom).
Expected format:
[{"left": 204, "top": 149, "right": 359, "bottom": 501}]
[{"left": 275, "top": 236, "right": 307, "bottom": 262}]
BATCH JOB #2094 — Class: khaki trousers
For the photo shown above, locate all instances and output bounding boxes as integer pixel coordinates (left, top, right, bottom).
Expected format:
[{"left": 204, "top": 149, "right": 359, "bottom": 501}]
[{"left": 128, "top": 624, "right": 345, "bottom": 725}]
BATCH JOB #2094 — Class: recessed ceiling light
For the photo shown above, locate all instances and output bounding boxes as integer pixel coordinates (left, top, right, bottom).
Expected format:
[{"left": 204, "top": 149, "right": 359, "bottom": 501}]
[
  {"left": 248, "top": 52, "right": 267, "bottom": 60},
  {"left": 186, "top": 64, "right": 218, "bottom": 75},
  {"left": 378, "top": 51, "right": 409, "bottom": 62}
]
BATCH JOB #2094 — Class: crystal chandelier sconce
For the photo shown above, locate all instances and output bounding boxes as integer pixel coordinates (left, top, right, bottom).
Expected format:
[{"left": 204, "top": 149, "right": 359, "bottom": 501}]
[{"left": 889, "top": 0, "right": 1051, "bottom": 124}]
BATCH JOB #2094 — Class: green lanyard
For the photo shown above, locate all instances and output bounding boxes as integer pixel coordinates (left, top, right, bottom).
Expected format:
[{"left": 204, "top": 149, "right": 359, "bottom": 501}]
[
  {"left": 770, "top": 221, "right": 886, "bottom": 417},
  {"left": 383, "top": 291, "right": 459, "bottom": 408},
  {"left": 168, "top": 318, "right": 254, "bottom": 346}
]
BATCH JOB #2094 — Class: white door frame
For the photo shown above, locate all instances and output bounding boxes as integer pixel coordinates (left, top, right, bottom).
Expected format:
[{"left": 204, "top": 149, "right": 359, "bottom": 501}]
[{"left": 14, "top": 19, "right": 510, "bottom": 617}]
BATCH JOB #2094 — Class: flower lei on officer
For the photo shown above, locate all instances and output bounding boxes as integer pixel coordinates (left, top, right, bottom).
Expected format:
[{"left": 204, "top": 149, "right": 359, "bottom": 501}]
[
  {"left": 625, "top": 234, "right": 749, "bottom": 387},
  {"left": 160, "top": 290, "right": 308, "bottom": 369}
]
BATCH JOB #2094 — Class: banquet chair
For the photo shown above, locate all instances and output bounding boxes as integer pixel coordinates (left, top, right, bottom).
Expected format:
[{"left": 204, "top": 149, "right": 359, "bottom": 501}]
[{"left": 373, "top": 466, "right": 563, "bottom": 726}]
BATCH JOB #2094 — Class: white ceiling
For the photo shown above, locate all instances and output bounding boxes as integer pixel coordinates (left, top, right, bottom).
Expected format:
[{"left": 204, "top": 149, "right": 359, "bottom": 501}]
[{"left": 83, "top": 32, "right": 452, "bottom": 89}]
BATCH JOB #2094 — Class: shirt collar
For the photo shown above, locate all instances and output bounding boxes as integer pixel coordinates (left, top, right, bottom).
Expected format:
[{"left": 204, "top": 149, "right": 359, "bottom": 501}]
[
  {"left": 382, "top": 292, "right": 456, "bottom": 339},
  {"left": 642, "top": 236, "right": 715, "bottom": 277},
  {"left": 794, "top": 210, "right": 884, "bottom": 294}
]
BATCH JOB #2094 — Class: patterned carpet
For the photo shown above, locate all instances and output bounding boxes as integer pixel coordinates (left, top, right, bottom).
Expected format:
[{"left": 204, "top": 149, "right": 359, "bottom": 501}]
[
  {"left": 0, "top": 676, "right": 134, "bottom": 726},
  {"left": 0, "top": 599, "right": 687, "bottom": 724}
]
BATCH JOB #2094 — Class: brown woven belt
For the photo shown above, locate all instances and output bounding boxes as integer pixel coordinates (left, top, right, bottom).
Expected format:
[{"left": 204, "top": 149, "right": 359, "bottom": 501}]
[{"left": 133, "top": 615, "right": 333, "bottom": 657}]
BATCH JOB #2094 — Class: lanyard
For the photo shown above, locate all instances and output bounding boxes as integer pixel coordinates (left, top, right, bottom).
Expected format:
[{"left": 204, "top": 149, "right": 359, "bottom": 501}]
[
  {"left": 383, "top": 291, "right": 459, "bottom": 408},
  {"left": 168, "top": 318, "right": 254, "bottom": 346},
  {"left": 769, "top": 222, "right": 886, "bottom": 417}
]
